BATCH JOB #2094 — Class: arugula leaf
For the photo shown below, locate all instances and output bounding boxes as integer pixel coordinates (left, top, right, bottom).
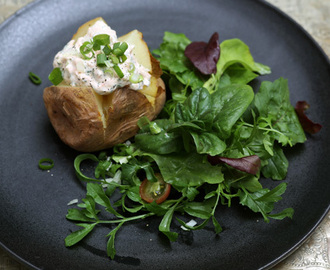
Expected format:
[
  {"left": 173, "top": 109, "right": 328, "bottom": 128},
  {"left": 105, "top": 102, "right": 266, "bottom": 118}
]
[
  {"left": 82, "top": 195, "right": 99, "bottom": 220},
  {"left": 238, "top": 183, "right": 290, "bottom": 222},
  {"left": 106, "top": 222, "right": 124, "bottom": 259},
  {"left": 159, "top": 205, "right": 178, "bottom": 241},
  {"left": 86, "top": 183, "right": 124, "bottom": 218},
  {"left": 65, "top": 223, "right": 97, "bottom": 247},
  {"left": 66, "top": 208, "right": 95, "bottom": 222}
]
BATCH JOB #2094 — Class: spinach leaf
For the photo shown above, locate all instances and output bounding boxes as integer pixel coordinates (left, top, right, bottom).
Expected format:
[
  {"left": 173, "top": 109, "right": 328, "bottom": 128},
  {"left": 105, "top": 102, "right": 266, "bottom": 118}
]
[
  {"left": 174, "top": 87, "right": 213, "bottom": 125},
  {"left": 190, "top": 131, "right": 226, "bottom": 156},
  {"left": 146, "top": 152, "right": 224, "bottom": 188},
  {"left": 211, "top": 84, "right": 254, "bottom": 138}
]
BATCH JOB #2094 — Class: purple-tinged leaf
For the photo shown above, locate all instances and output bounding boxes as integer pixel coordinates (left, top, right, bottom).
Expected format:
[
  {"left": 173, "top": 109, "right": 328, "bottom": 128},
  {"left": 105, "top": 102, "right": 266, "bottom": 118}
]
[
  {"left": 184, "top": 32, "right": 220, "bottom": 75},
  {"left": 295, "top": 101, "right": 322, "bottom": 134},
  {"left": 208, "top": 155, "right": 261, "bottom": 175}
]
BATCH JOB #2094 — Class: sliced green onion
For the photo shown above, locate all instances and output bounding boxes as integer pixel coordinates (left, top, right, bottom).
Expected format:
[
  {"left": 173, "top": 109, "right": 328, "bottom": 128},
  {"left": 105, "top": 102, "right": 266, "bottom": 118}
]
[
  {"left": 38, "top": 158, "right": 54, "bottom": 170},
  {"left": 29, "top": 72, "right": 42, "bottom": 85},
  {"left": 48, "top": 68, "right": 63, "bottom": 85},
  {"left": 97, "top": 53, "right": 107, "bottom": 66},
  {"left": 113, "top": 42, "right": 120, "bottom": 50},
  {"left": 119, "top": 42, "right": 128, "bottom": 53},
  {"left": 113, "top": 42, "right": 128, "bottom": 56},
  {"left": 93, "top": 34, "right": 110, "bottom": 46},
  {"left": 104, "top": 68, "right": 114, "bottom": 76},
  {"left": 103, "top": 44, "right": 112, "bottom": 55},
  {"left": 113, "top": 65, "right": 124, "bottom": 78},
  {"left": 104, "top": 60, "right": 113, "bottom": 68},
  {"left": 149, "top": 122, "right": 162, "bottom": 134},
  {"left": 129, "top": 63, "right": 136, "bottom": 73},
  {"left": 80, "top": 41, "right": 94, "bottom": 59},
  {"left": 129, "top": 73, "right": 143, "bottom": 83},
  {"left": 119, "top": 55, "right": 127, "bottom": 63},
  {"left": 109, "top": 55, "right": 119, "bottom": 64},
  {"left": 113, "top": 48, "right": 123, "bottom": 56}
]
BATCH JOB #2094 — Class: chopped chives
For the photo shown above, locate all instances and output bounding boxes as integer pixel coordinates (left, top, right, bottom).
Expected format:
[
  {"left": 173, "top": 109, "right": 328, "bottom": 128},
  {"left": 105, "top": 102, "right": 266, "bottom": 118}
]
[{"left": 29, "top": 72, "right": 42, "bottom": 85}]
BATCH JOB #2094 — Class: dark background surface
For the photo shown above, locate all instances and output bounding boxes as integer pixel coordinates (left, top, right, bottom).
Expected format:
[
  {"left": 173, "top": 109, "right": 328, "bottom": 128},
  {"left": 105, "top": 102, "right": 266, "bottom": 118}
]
[{"left": 0, "top": 0, "right": 329, "bottom": 269}]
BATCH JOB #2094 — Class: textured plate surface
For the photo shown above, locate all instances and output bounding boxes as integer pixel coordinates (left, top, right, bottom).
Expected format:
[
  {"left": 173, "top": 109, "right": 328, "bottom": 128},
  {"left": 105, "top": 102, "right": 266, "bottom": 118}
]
[{"left": 0, "top": 0, "right": 329, "bottom": 269}]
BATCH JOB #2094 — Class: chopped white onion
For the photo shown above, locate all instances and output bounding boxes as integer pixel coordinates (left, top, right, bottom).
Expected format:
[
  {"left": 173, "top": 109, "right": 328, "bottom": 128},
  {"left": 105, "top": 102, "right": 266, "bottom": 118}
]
[
  {"left": 181, "top": 219, "right": 197, "bottom": 231},
  {"left": 67, "top": 199, "right": 78, "bottom": 205}
]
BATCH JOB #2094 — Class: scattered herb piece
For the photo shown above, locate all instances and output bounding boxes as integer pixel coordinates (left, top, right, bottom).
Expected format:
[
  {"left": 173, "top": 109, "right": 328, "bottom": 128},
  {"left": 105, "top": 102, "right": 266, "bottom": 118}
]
[
  {"left": 38, "top": 158, "right": 54, "bottom": 170},
  {"left": 29, "top": 72, "right": 42, "bottom": 85}
]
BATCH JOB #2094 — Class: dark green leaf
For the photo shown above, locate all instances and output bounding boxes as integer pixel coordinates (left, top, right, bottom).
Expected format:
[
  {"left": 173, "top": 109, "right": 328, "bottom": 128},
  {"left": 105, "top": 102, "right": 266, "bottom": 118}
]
[
  {"left": 212, "top": 216, "right": 223, "bottom": 234},
  {"left": 106, "top": 222, "right": 124, "bottom": 259},
  {"left": 82, "top": 195, "right": 99, "bottom": 220},
  {"left": 254, "top": 78, "right": 306, "bottom": 145},
  {"left": 268, "top": 208, "right": 294, "bottom": 220},
  {"left": 261, "top": 145, "right": 289, "bottom": 180},
  {"left": 66, "top": 208, "right": 95, "bottom": 222},
  {"left": 159, "top": 206, "right": 178, "bottom": 242},
  {"left": 211, "top": 84, "right": 254, "bottom": 138},
  {"left": 146, "top": 152, "right": 224, "bottom": 188},
  {"left": 190, "top": 131, "right": 226, "bottom": 156},
  {"left": 86, "top": 183, "right": 123, "bottom": 218},
  {"left": 65, "top": 223, "right": 97, "bottom": 247}
]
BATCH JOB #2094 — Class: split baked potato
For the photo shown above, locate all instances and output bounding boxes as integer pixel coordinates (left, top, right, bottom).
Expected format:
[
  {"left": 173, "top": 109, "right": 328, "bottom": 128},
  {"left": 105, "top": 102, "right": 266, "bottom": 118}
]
[{"left": 43, "top": 18, "right": 166, "bottom": 152}]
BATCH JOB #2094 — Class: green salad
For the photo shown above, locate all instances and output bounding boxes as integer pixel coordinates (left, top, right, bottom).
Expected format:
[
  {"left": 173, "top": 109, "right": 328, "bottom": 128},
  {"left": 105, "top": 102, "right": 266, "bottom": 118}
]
[{"left": 64, "top": 31, "right": 321, "bottom": 259}]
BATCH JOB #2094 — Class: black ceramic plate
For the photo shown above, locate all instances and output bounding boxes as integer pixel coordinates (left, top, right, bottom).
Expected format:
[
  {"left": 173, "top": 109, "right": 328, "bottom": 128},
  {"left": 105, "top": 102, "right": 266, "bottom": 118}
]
[{"left": 0, "top": 0, "right": 329, "bottom": 269}]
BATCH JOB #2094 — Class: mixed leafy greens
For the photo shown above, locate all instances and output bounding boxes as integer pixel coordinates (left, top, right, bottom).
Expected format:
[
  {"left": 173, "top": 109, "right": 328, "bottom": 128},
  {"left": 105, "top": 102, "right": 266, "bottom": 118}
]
[{"left": 64, "top": 31, "right": 320, "bottom": 259}]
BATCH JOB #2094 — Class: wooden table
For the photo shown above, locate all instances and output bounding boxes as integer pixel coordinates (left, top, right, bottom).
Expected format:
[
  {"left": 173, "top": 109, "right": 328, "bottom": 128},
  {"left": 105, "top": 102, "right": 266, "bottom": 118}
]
[{"left": 0, "top": 0, "right": 329, "bottom": 269}]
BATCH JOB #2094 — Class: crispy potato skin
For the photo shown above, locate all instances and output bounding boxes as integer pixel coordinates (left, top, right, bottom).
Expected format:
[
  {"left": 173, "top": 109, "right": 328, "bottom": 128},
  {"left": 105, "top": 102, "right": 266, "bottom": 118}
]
[{"left": 43, "top": 56, "right": 165, "bottom": 152}]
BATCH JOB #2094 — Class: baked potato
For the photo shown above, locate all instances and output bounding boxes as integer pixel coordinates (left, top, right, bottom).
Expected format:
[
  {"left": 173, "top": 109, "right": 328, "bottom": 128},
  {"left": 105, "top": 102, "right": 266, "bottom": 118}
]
[{"left": 43, "top": 18, "right": 166, "bottom": 152}]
